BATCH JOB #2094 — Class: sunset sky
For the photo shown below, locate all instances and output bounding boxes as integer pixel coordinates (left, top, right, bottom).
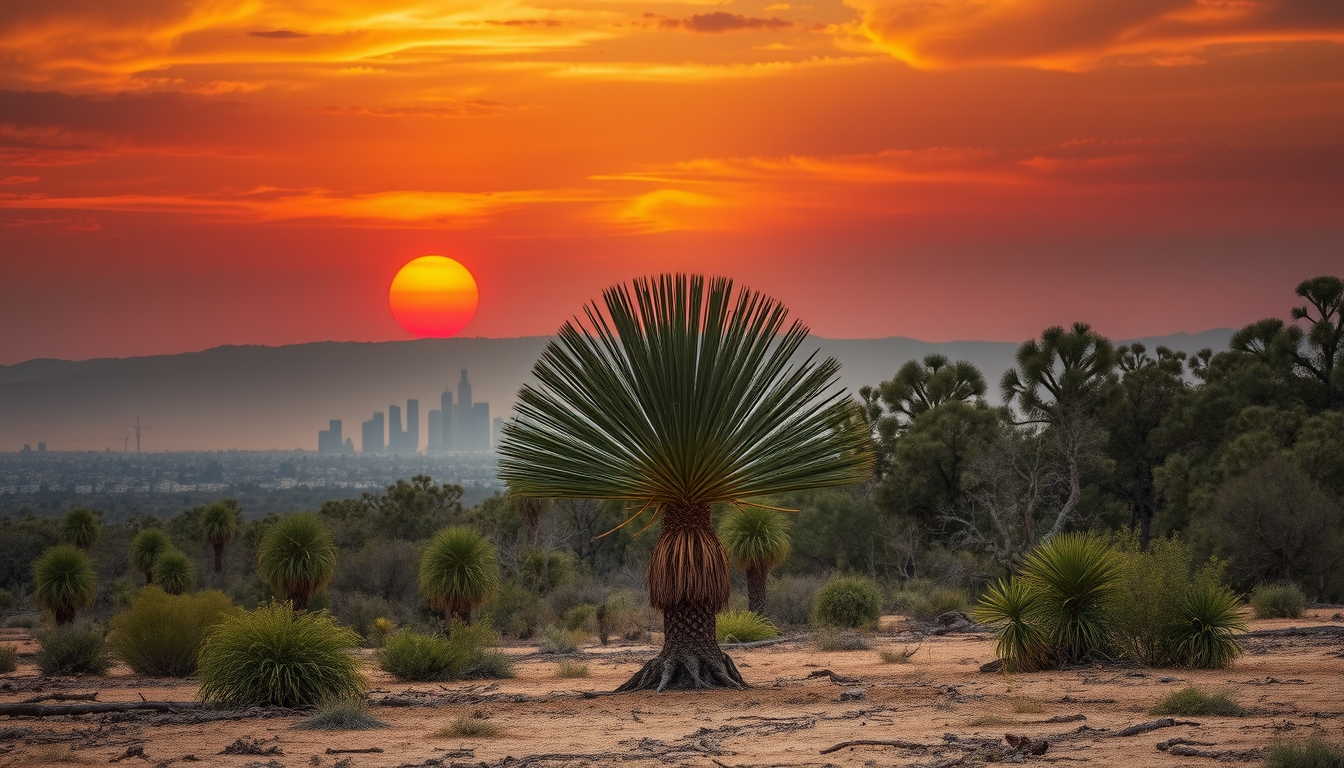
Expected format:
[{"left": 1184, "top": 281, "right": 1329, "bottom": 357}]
[{"left": 2, "top": 0, "right": 1342, "bottom": 364}]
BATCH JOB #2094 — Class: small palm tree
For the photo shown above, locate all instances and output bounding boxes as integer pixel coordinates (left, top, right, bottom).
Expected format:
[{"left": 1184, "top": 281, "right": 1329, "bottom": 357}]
[
  {"left": 32, "top": 545, "right": 97, "bottom": 625},
  {"left": 419, "top": 527, "right": 499, "bottom": 629},
  {"left": 718, "top": 506, "right": 791, "bottom": 615},
  {"left": 200, "top": 500, "right": 240, "bottom": 581},
  {"left": 58, "top": 508, "right": 101, "bottom": 550},
  {"left": 257, "top": 513, "right": 336, "bottom": 611},
  {"left": 130, "top": 528, "right": 172, "bottom": 585},
  {"left": 154, "top": 550, "right": 196, "bottom": 595},
  {"left": 499, "top": 274, "right": 873, "bottom": 691}
]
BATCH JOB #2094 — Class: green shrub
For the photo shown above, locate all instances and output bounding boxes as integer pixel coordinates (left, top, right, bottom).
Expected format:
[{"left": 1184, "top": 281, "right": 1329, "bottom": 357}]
[
  {"left": 257, "top": 514, "right": 337, "bottom": 611},
  {"left": 58, "top": 508, "right": 101, "bottom": 550},
  {"left": 1106, "top": 533, "right": 1193, "bottom": 667},
  {"left": 1020, "top": 533, "right": 1118, "bottom": 664},
  {"left": 153, "top": 550, "right": 196, "bottom": 595},
  {"left": 335, "top": 592, "right": 403, "bottom": 645},
  {"left": 767, "top": 575, "right": 824, "bottom": 626},
  {"left": 1250, "top": 582, "right": 1308, "bottom": 619},
  {"left": 378, "top": 621, "right": 512, "bottom": 682},
  {"left": 293, "top": 697, "right": 388, "bottom": 730},
  {"left": 32, "top": 545, "right": 97, "bottom": 625},
  {"left": 197, "top": 601, "right": 364, "bottom": 707},
  {"left": 562, "top": 603, "right": 598, "bottom": 634},
  {"left": 521, "top": 550, "right": 576, "bottom": 594},
  {"left": 109, "top": 587, "right": 236, "bottom": 677},
  {"left": 1174, "top": 582, "right": 1246, "bottom": 669},
  {"left": 812, "top": 627, "right": 870, "bottom": 651},
  {"left": 5, "top": 613, "right": 41, "bottom": 630},
  {"left": 434, "top": 713, "right": 501, "bottom": 738},
  {"left": 556, "top": 660, "right": 589, "bottom": 678},
  {"left": 973, "top": 578, "right": 1053, "bottom": 672},
  {"left": 419, "top": 527, "right": 499, "bottom": 625},
  {"left": 813, "top": 576, "right": 882, "bottom": 629},
  {"left": 1149, "top": 686, "right": 1245, "bottom": 717},
  {"left": 906, "top": 587, "right": 968, "bottom": 622},
  {"left": 482, "top": 582, "right": 548, "bottom": 639},
  {"left": 1264, "top": 736, "right": 1344, "bottom": 768},
  {"left": 36, "top": 622, "right": 112, "bottom": 676},
  {"left": 716, "top": 609, "right": 778, "bottom": 643},
  {"left": 0, "top": 588, "right": 15, "bottom": 611},
  {"left": 0, "top": 643, "right": 17, "bottom": 673},
  {"left": 538, "top": 624, "right": 580, "bottom": 654}
]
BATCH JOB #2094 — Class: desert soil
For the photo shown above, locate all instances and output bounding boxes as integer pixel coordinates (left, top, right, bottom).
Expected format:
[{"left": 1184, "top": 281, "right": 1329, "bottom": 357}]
[{"left": 2, "top": 610, "right": 1342, "bottom": 768}]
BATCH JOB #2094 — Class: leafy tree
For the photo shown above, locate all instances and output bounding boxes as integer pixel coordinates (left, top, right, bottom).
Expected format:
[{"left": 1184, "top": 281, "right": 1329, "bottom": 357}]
[
  {"left": 1001, "top": 322, "right": 1116, "bottom": 542},
  {"left": 419, "top": 527, "right": 499, "bottom": 628},
  {"left": 881, "top": 399, "right": 1001, "bottom": 533},
  {"left": 58, "top": 508, "right": 101, "bottom": 551},
  {"left": 257, "top": 513, "right": 337, "bottom": 610},
  {"left": 1230, "top": 275, "right": 1344, "bottom": 409},
  {"left": 200, "top": 499, "right": 240, "bottom": 580},
  {"left": 860, "top": 355, "right": 987, "bottom": 478},
  {"left": 498, "top": 274, "right": 873, "bottom": 691},
  {"left": 319, "top": 475, "right": 464, "bottom": 546},
  {"left": 130, "top": 528, "right": 172, "bottom": 586},
  {"left": 32, "top": 545, "right": 97, "bottom": 624},
  {"left": 718, "top": 506, "right": 791, "bottom": 614}
]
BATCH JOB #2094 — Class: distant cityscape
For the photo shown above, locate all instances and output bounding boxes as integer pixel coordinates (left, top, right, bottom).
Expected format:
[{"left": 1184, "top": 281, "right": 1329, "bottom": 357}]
[{"left": 318, "top": 368, "right": 502, "bottom": 456}]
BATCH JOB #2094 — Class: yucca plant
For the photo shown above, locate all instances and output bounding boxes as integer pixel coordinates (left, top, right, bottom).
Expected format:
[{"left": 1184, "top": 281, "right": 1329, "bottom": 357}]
[
  {"left": 257, "top": 513, "right": 336, "bottom": 611},
  {"left": 1020, "top": 533, "right": 1119, "bottom": 664},
  {"left": 32, "top": 545, "right": 97, "bottom": 625},
  {"left": 201, "top": 499, "right": 240, "bottom": 580},
  {"left": 1174, "top": 582, "right": 1246, "bottom": 669},
  {"left": 197, "top": 601, "right": 364, "bottom": 707},
  {"left": 58, "top": 508, "right": 101, "bottom": 550},
  {"left": 153, "top": 550, "right": 195, "bottom": 595},
  {"left": 973, "top": 578, "right": 1054, "bottom": 672},
  {"left": 498, "top": 274, "right": 873, "bottom": 691},
  {"left": 130, "top": 528, "right": 172, "bottom": 586},
  {"left": 420, "top": 527, "right": 499, "bottom": 629},
  {"left": 718, "top": 506, "right": 791, "bottom": 614}
]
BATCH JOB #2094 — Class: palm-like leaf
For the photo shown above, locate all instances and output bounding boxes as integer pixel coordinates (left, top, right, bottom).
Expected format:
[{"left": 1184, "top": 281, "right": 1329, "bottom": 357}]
[
  {"left": 718, "top": 506, "right": 791, "bottom": 572},
  {"left": 130, "top": 528, "right": 172, "bottom": 584},
  {"left": 1019, "top": 533, "right": 1119, "bottom": 664},
  {"left": 59, "top": 508, "right": 101, "bottom": 550},
  {"left": 201, "top": 500, "right": 239, "bottom": 547},
  {"left": 419, "top": 527, "right": 499, "bottom": 623},
  {"left": 498, "top": 274, "right": 874, "bottom": 506},
  {"left": 973, "top": 578, "right": 1052, "bottom": 672},
  {"left": 154, "top": 550, "right": 196, "bottom": 595},
  {"left": 257, "top": 513, "right": 336, "bottom": 610},
  {"left": 32, "top": 545, "right": 97, "bottom": 625},
  {"left": 1175, "top": 583, "right": 1246, "bottom": 669}
]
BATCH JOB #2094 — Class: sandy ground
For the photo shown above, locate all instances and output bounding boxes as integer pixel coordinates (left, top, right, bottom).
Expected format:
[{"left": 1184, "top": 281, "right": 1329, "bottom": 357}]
[{"left": 2, "top": 610, "right": 1342, "bottom": 768}]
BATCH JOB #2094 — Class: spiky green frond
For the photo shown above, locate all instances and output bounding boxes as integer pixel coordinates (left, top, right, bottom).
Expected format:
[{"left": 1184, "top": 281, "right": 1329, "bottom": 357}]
[
  {"left": 201, "top": 500, "right": 240, "bottom": 547},
  {"left": 154, "top": 550, "right": 196, "bottom": 595},
  {"left": 718, "top": 506, "right": 791, "bottom": 572},
  {"left": 59, "top": 508, "right": 101, "bottom": 550},
  {"left": 32, "top": 545, "right": 97, "bottom": 623},
  {"left": 130, "top": 528, "right": 172, "bottom": 579},
  {"left": 257, "top": 513, "right": 336, "bottom": 605},
  {"left": 419, "top": 527, "right": 499, "bottom": 616},
  {"left": 498, "top": 274, "right": 874, "bottom": 506}
]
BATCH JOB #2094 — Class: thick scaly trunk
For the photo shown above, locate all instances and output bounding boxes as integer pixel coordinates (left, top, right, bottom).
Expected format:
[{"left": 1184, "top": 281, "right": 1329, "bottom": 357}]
[
  {"left": 213, "top": 542, "right": 225, "bottom": 575},
  {"left": 616, "top": 502, "right": 745, "bottom": 692},
  {"left": 292, "top": 591, "right": 310, "bottom": 612},
  {"left": 746, "top": 567, "right": 768, "bottom": 615}
]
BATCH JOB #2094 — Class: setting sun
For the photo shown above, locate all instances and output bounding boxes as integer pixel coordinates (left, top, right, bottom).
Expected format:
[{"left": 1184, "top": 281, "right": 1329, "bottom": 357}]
[{"left": 388, "top": 256, "right": 479, "bottom": 338}]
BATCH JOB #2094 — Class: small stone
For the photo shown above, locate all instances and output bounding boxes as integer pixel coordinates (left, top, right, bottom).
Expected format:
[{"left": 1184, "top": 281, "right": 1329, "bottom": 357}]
[{"left": 840, "top": 688, "right": 866, "bottom": 701}]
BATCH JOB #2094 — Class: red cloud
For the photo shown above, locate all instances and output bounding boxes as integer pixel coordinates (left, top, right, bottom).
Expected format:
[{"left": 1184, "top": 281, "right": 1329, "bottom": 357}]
[{"left": 645, "top": 12, "right": 793, "bottom": 33}]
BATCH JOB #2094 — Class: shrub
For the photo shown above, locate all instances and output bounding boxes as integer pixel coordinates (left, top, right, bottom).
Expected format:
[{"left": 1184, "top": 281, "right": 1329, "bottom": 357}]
[
  {"left": 595, "top": 589, "right": 646, "bottom": 643},
  {"left": 483, "top": 582, "right": 549, "bottom": 639},
  {"left": 130, "top": 528, "right": 172, "bottom": 585},
  {"left": 716, "top": 609, "right": 778, "bottom": 643},
  {"left": 974, "top": 578, "right": 1053, "bottom": 672},
  {"left": 905, "top": 586, "right": 968, "bottom": 622},
  {"left": 420, "top": 527, "right": 499, "bottom": 626},
  {"left": 1250, "top": 582, "right": 1308, "bottom": 619},
  {"left": 293, "top": 697, "right": 388, "bottom": 730},
  {"left": 36, "top": 622, "right": 112, "bottom": 676},
  {"left": 5, "top": 613, "right": 41, "bottom": 630},
  {"left": 153, "top": 550, "right": 196, "bottom": 595},
  {"left": 257, "top": 514, "right": 337, "bottom": 611},
  {"left": 197, "top": 601, "right": 364, "bottom": 707},
  {"left": 556, "top": 660, "right": 589, "bottom": 678},
  {"left": 0, "top": 588, "right": 15, "bottom": 611},
  {"left": 767, "top": 575, "right": 825, "bottom": 626},
  {"left": 378, "top": 621, "right": 512, "bottom": 682},
  {"left": 562, "top": 604, "right": 598, "bottom": 634},
  {"left": 335, "top": 592, "right": 403, "bottom": 645},
  {"left": 0, "top": 643, "right": 17, "bottom": 673},
  {"left": 521, "top": 550, "right": 576, "bottom": 594},
  {"left": 108, "top": 588, "right": 236, "bottom": 677},
  {"left": 813, "top": 576, "right": 882, "bottom": 629},
  {"left": 1106, "top": 533, "right": 1194, "bottom": 667},
  {"left": 812, "top": 627, "right": 870, "bottom": 651},
  {"left": 434, "top": 713, "right": 501, "bottom": 738},
  {"left": 58, "top": 508, "right": 101, "bottom": 550},
  {"left": 1264, "top": 736, "right": 1344, "bottom": 768},
  {"left": 1020, "top": 533, "right": 1118, "bottom": 664},
  {"left": 1174, "top": 582, "right": 1246, "bottom": 669},
  {"left": 538, "top": 624, "right": 580, "bottom": 654},
  {"left": 32, "top": 545, "right": 97, "bottom": 625},
  {"left": 879, "top": 646, "right": 916, "bottom": 664},
  {"left": 1149, "top": 686, "right": 1245, "bottom": 717}
]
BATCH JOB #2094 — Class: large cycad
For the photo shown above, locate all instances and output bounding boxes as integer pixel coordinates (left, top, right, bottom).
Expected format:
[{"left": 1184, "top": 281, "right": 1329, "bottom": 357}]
[{"left": 498, "top": 274, "right": 873, "bottom": 691}]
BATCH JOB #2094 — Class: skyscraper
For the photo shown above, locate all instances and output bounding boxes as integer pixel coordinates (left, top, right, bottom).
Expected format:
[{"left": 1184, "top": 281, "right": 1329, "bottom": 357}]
[
  {"left": 318, "top": 419, "right": 343, "bottom": 454},
  {"left": 388, "top": 404, "right": 404, "bottom": 454},
  {"left": 440, "top": 388, "right": 455, "bottom": 452},
  {"left": 456, "top": 369, "right": 472, "bottom": 449},
  {"left": 472, "top": 402, "right": 490, "bottom": 451},
  {"left": 427, "top": 409, "right": 442, "bottom": 454},
  {"left": 406, "top": 399, "right": 419, "bottom": 454},
  {"left": 361, "top": 412, "right": 384, "bottom": 455},
  {"left": 491, "top": 416, "right": 504, "bottom": 453}
]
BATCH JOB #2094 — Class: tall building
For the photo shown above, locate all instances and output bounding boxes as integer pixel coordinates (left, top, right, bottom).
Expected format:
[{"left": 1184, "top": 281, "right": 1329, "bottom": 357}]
[
  {"left": 440, "top": 388, "right": 455, "bottom": 452},
  {"left": 361, "top": 412, "right": 384, "bottom": 455},
  {"left": 427, "top": 409, "right": 442, "bottom": 454},
  {"left": 318, "top": 419, "right": 343, "bottom": 455},
  {"left": 471, "top": 403, "right": 490, "bottom": 451},
  {"left": 491, "top": 417, "right": 504, "bottom": 452},
  {"left": 406, "top": 399, "right": 419, "bottom": 454},
  {"left": 388, "top": 404, "right": 404, "bottom": 454},
  {"left": 456, "top": 369, "right": 472, "bottom": 449}
]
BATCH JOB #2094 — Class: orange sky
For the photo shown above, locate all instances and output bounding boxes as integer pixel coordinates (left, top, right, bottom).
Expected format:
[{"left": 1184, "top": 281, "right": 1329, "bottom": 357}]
[{"left": 1, "top": 0, "right": 1342, "bottom": 363}]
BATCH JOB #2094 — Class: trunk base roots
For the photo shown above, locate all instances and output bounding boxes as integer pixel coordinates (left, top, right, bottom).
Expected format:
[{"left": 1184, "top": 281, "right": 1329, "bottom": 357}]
[{"left": 615, "top": 648, "right": 746, "bottom": 692}]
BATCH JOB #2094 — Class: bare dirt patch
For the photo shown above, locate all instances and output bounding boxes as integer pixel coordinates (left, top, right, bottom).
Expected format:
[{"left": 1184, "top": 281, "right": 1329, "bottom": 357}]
[{"left": 3, "top": 610, "right": 1342, "bottom": 767}]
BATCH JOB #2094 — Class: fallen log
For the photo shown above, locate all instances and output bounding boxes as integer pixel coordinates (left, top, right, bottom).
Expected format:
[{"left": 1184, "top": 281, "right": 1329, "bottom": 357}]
[
  {"left": 1112, "top": 718, "right": 1201, "bottom": 737},
  {"left": 819, "top": 739, "right": 932, "bottom": 755},
  {"left": 0, "top": 701, "right": 202, "bottom": 718},
  {"left": 326, "top": 747, "right": 384, "bottom": 754},
  {"left": 21, "top": 692, "right": 98, "bottom": 704}
]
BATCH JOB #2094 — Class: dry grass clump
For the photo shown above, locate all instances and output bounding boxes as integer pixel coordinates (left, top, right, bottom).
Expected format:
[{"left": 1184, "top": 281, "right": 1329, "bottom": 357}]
[
  {"left": 879, "top": 645, "right": 918, "bottom": 664},
  {"left": 812, "top": 627, "right": 870, "bottom": 651},
  {"left": 292, "top": 697, "right": 388, "bottom": 731},
  {"left": 434, "top": 711, "right": 502, "bottom": 738},
  {"left": 0, "top": 643, "right": 17, "bottom": 673},
  {"left": 1264, "top": 736, "right": 1344, "bottom": 768},
  {"left": 555, "top": 660, "right": 589, "bottom": 678},
  {"left": 1149, "top": 686, "right": 1246, "bottom": 717}
]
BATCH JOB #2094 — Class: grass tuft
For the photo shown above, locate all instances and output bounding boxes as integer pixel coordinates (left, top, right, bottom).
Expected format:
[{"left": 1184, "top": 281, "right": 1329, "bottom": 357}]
[
  {"left": 1149, "top": 686, "right": 1245, "bottom": 717},
  {"left": 0, "top": 643, "right": 17, "bottom": 673},
  {"left": 878, "top": 646, "right": 917, "bottom": 664},
  {"left": 555, "top": 661, "right": 589, "bottom": 678},
  {"left": 1250, "top": 583, "right": 1308, "bottom": 620},
  {"left": 538, "top": 624, "right": 580, "bottom": 654},
  {"left": 1264, "top": 736, "right": 1344, "bottom": 768},
  {"left": 812, "top": 627, "right": 870, "bottom": 651},
  {"left": 293, "top": 697, "right": 388, "bottom": 730},
  {"left": 434, "top": 712, "right": 501, "bottom": 738},
  {"left": 378, "top": 621, "right": 513, "bottom": 682},
  {"left": 716, "top": 610, "right": 778, "bottom": 643},
  {"left": 36, "top": 623, "right": 112, "bottom": 676}
]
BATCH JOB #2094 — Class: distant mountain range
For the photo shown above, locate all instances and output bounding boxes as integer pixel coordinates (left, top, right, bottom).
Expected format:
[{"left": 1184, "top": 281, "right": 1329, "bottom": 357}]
[{"left": 0, "top": 330, "right": 1235, "bottom": 452}]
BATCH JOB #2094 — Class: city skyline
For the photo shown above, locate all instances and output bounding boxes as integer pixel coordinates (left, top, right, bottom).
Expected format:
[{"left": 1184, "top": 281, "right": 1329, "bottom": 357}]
[{"left": 342, "top": 368, "right": 493, "bottom": 456}]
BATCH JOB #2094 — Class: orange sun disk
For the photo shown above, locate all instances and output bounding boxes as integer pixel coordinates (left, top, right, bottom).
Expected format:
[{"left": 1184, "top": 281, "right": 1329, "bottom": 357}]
[{"left": 389, "top": 255, "right": 480, "bottom": 337}]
